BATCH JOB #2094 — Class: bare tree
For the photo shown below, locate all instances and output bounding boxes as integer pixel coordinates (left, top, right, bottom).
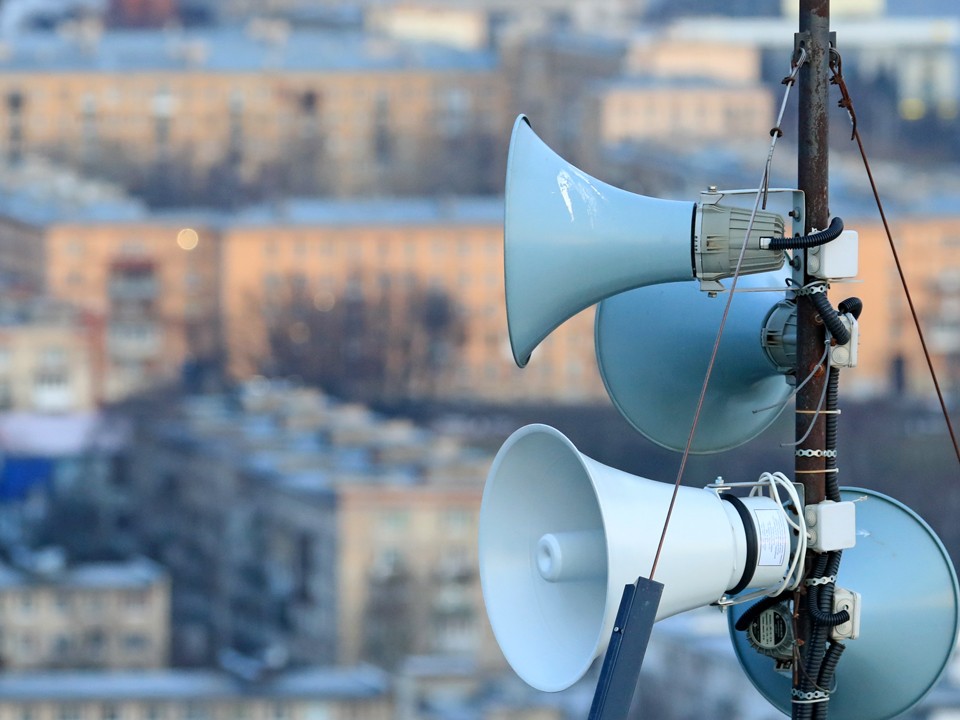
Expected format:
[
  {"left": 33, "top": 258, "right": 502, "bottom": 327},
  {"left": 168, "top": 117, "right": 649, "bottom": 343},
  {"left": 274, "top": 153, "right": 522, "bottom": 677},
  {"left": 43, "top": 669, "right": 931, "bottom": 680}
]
[{"left": 260, "top": 273, "right": 467, "bottom": 403}]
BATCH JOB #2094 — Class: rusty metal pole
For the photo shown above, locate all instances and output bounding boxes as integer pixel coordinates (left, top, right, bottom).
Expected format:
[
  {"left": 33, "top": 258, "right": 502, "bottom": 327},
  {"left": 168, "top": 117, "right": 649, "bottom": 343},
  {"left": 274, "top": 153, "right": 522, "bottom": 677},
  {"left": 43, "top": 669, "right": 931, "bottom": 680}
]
[{"left": 795, "top": 0, "right": 831, "bottom": 712}]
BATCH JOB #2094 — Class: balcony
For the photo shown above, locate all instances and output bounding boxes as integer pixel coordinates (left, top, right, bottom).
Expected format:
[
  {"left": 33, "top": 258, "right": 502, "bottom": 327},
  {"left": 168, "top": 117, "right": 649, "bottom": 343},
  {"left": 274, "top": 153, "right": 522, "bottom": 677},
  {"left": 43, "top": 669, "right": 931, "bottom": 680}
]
[{"left": 107, "top": 322, "right": 162, "bottom": 360}]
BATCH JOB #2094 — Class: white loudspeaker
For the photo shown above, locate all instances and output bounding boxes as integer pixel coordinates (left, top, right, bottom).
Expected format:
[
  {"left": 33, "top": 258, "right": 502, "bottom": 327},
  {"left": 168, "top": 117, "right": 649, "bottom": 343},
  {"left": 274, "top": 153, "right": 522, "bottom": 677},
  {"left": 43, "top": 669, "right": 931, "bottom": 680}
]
[
  {"left": 730, "top": 487, "right": 960, "bottom": 720},
  {"left": 595, "top": 270, "right": 793, "bottom": 453},
  {"left": 504, "top": 114, "right": 786, "bottom": 368},
  {"left": 479, "top": 424, "right": 791, "bottom": 692}
]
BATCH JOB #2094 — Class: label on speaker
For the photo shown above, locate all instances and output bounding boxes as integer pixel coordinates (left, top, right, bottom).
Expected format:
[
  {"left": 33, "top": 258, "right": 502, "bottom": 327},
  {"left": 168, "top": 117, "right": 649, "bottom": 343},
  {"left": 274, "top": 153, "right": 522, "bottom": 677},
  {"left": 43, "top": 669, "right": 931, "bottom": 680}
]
[
  {"left": 753, "top": 508, "right": 789, "bottom": 566},
  {"left": 751, "top": 608, "right": 788, "bottom": 649}
]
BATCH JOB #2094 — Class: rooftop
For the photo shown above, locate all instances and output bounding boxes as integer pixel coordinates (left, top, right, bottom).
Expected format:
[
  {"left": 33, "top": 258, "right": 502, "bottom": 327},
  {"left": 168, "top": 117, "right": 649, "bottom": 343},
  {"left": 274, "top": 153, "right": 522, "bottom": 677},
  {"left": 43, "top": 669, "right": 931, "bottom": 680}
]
[
  {"left": 0, "top": 194, "right": 505, "bottom": 229},
  {"left": 0, "top": 555, "right": 166, "bottom": 589},
  {"left": 0, "top": 27, "right": 498, "bottom": 74},
  {"left": 0, "top": 664, "right": 390, "bottom": 700}
]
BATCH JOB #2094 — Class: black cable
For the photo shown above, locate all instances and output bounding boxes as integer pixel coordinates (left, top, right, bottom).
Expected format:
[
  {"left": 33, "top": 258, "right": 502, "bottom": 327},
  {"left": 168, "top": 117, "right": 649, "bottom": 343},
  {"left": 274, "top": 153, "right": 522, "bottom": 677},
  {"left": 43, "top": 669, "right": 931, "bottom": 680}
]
[
  {"left": 807, "top": 552, "right": 848, "bottom": 627},
  {"left": 812, "top": 642, "right": 847, "bottom": 720},
  {"left": 811, "top": 292, "right": 851, "bottom": 345},
  {"left": 766, "top": 216, "right": 844, "bottom": 251},
  {"left": 837, "top": 297, "right": 862, "bottom": 320},
  {"left": 795, "top": 554, "right": 830, "bottom": 720},
  {"left": 734, "top": 592, "right": 787, "bottom": 632}
]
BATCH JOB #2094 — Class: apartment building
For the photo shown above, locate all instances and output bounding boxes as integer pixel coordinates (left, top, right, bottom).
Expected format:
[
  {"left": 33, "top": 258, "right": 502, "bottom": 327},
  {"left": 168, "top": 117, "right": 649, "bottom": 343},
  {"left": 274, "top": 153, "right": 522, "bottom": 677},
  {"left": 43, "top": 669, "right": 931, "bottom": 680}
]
[
  {"left": 582, "top": 76, "right": 773, "bottom": 149},
  {"left": 0, "top": 27, "right": 509, "bottom": 200},
  {"left": 221, "top": 198, "right": 604, "bottom": 403},
  {"left": 834, "top": 214, "right": 960, "bottom": 398},
  {"left": 0, "top": 179, "right": 222, "bottom": 403},
  {"left": 0, "top": 296, "right": 96, "bottom": 412},
  {"left": 125, "top": 381, "right": 499, "bottom": 671},
  {"left": 0, "top": 555, "right": 169, "bottom": 670}
]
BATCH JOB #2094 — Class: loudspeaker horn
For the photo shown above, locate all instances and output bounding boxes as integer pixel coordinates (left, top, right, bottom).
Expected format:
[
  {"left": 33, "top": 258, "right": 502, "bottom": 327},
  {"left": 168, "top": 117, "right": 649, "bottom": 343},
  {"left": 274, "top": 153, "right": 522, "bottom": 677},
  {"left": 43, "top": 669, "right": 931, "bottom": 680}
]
[
  {"left": 595, "top": 270, "right": 793, "bottom": 453},
  {"left": 479, "top": 424, "right": 792, "bottom": 692},
  {"left": 504, "top": 114, "right": 786, "bottom": 367},
  {"left": 730, "top": 487, "right": 959, "bottom": 720}
]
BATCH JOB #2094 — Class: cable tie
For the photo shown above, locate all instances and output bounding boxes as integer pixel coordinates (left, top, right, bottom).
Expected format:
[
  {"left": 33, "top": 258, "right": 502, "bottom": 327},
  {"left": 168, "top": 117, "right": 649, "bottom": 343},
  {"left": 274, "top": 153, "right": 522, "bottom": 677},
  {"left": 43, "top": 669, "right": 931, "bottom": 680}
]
[
  {"left": 794, "top": 468, "right": 840, "bottom": 475},
  {"left": 795, "top": 449, "right": 837, "bottom": 458},
  {"left": 805, "top": 575, "right": 837, "bottom": 587}
]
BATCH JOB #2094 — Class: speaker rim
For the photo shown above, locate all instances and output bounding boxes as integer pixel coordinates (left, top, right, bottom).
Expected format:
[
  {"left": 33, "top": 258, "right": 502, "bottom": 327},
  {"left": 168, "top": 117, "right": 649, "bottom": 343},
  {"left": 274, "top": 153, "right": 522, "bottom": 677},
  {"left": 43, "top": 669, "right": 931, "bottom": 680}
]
[
  {"left": 727, "top": 486, "right": 959, "bottom": 720},
  {"left": 504, "top": 113, "right": 534, "bottom": 368},
  {"left": 478, "top": 422, "right": 612, "bottom": 692},
  {"left": 594, "top": 274, "right": 793, "bottom": 454}
]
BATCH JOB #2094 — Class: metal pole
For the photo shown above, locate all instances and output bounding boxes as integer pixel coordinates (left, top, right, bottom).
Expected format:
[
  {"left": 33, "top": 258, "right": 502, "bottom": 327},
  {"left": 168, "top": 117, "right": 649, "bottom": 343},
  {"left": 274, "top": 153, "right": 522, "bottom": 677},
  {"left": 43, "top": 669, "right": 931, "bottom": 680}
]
[
  {"left": 795, "top": 0, "right": 830, "bottom": 711},
  {"left": 796, "top": 1, "right": 830, "bottom": 503}
]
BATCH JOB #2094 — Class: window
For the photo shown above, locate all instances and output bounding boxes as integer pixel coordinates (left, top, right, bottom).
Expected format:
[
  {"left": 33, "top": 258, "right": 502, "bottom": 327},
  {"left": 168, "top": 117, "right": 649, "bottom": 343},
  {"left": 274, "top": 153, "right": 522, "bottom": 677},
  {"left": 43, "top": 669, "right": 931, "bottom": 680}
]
[
  {"left": 57, "top": 705, "right": 81, "bottom": 720},
  {"left": 122, "top": 633, "right": 149, "bottom": 655},
  {"left": 444, "top": 509, "right": 471, "bottom": 534},
  {"left": 123, "top": 589, "right": 148, "bottom": 611},
  {"left": 184, "top": 704, "right": 209, "bottom": 720}
]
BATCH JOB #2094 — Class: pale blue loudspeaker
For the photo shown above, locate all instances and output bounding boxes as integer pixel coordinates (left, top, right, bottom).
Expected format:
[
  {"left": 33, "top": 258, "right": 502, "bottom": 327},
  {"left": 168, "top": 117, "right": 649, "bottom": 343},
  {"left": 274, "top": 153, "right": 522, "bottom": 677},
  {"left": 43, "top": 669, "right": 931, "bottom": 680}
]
[
  {"left": 504, "top": 114, "right": 786, "bottom": 368},
  {"left": 729, "top": 487, "right": 960, "bottom": 720},
  {"left": 595, "top": 271, "right": 793, "bottom": 453}
]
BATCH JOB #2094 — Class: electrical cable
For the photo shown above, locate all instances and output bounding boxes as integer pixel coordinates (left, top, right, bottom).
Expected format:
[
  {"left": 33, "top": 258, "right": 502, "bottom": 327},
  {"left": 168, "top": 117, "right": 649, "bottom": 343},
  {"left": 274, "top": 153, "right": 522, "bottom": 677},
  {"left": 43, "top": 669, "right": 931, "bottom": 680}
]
[
  {"left": 765, "top": 216, "right": 844, "bottom": 251},
  {"left": 830, "top": 49, "right": 960, "bottom": 468},
  {"left": 812, "top": 642, "right": 846, "bottom": 720},
  {"left": 810, "top": 292, "right": 850, "bottom": 345}
]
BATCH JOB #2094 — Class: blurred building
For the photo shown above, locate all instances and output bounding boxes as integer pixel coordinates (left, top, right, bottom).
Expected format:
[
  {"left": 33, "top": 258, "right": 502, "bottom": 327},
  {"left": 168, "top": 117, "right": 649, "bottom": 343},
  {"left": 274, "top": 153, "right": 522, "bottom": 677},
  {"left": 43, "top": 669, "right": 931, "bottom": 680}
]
[
  {"left": 0, "top": 192, "right": 606, "bottom": 404},
  {"left": 221, "top": 197, "right": 605, "bottom": 403},
  {"left": 0, "top": 665, "right": 392, "bottom": 720},
  {"left": 125, "top": 381, "right": 501, "bottom": 671},
  {"left": 0, "top": 158, "right": 225, "bottom": 402},
  {"left": 834, "top": 215, "right": 960, "bottom": 398},
  {"left": 623, "top": 37, "right": 762, "bottom": 84},
  {"left": 665, "top": 15, "right": 960, "bottom": 123},
  {"left": 0, "top": 295, "right": 96, "bottom": 412},
  {"left": 0, "top": 553, "right": 169, "bottom": 670},
  {"left": 0, "top": 27, "right": 509, "bottom": 202},
  {"left": 501, "top": 32, "right": 628, "bottom": 166},
  {"left": 7, "top": 192, "right": 960, "bottom": 403},
  {"left": 579, "top": 76, "right": 774, "bottom": 166},
  {"left": 107, "top": 0, "right": 177, "bottom": 27}
]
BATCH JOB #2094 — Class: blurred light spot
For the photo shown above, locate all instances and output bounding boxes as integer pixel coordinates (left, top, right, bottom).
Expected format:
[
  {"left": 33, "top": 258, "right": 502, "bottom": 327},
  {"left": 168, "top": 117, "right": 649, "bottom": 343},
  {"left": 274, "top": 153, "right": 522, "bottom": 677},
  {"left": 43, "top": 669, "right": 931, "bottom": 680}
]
[
  {"left": 177, "top": 228, "right": 200, "bottom": 250},
  {"left": 313, "top": 291, "right": 336, "bottom": 312},
  {"left": 899, "top": 98, "right": 926, "bottom": 121}
]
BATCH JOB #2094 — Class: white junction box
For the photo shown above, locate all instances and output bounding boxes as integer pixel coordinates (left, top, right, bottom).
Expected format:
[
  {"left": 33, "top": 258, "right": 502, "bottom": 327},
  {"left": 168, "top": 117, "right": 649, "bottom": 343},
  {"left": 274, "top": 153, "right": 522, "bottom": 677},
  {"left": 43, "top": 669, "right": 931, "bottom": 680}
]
[
  {"left": 808, "top": 229, "right": 858, "bottom": 280},
  {"left": 804, "top": 500, "right": 857, "bottom": 552}
]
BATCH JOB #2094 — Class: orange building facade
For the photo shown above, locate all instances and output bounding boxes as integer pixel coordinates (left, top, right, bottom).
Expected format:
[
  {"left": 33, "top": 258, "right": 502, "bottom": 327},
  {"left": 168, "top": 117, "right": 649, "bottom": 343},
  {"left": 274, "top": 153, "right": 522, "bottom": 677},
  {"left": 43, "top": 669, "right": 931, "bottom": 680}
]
[
  {"left": 0, "top": 28, "right": 509, "bottom": 199},
  {"left": 220, "top": 199, "right": 605, "bottom": 403},
  {"left": 1, "top": 196, "right": 956, "bottom": 405},
  {"left": 834, "top": 215, "right": 960, "bottom": 398}
]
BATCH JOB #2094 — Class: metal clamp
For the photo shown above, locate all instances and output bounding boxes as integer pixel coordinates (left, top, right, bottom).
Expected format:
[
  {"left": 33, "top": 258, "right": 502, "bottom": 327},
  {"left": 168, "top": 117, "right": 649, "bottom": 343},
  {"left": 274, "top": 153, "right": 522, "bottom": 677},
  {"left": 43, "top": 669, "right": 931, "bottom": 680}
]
[
  {"left": 792, "top": 689, "right": 832, "bottom": 703},
  {"left": 795, "top": 282, "right": 829, "bottom": 297},
  {"left": 796, "top": 449, "right": 837, "bottom": 458},
  {"left": 805, "top": 575, "right": 837, "bottom": 587}
]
